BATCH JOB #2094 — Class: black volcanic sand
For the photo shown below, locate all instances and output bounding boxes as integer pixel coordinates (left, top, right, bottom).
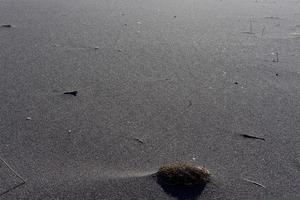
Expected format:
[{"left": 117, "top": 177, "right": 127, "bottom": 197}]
[{"left": 0, "top": 0, "right": 300, "bottom": 199}]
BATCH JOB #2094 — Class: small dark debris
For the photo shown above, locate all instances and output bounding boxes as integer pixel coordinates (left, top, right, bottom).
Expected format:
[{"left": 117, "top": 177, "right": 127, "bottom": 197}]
[
  {"left": 134, "top": 138, "right": 144, "bottom": 144},
  {"left": 187, "top": 100, "right": 192, "bottom": 108},
  {"left": 174, "top": 16, "right": 177, "bottom": 18},
  {"left": 272, "top": 52, "right": 279, "bottom": 62},
  {"left": 264, "top": 16, "right": 282, "bottom": 20},
  {"left": 1, "top": 24, "right": 12, "bottom": 28},
  {"left": 275, "top": 73, "right": 279, "bottom": 76},
  {"left": 64, "top": 91, "right": 78, "bottom": 96},
  {"left": 240, "top": 134, "right": 265, "bottom": 141},
  {"left": 234, "top": 82, "right": 239, "bottom": 85},
  {"left": 124, "top": 23, "right": 128, "bottom": 26},
  {"left": 242, "top": 31, "right": 255, "bottom": 35}
]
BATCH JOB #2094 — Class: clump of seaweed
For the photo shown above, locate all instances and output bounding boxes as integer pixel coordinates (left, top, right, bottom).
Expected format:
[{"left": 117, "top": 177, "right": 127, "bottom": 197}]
[{"left": 157, "top": 163, "right": 210, "bottom": 186}]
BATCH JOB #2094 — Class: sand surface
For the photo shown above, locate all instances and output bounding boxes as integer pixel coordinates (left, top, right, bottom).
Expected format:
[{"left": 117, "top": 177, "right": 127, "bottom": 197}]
[{"left": 0, "top": 0, "right": 300, "bottom": 199}]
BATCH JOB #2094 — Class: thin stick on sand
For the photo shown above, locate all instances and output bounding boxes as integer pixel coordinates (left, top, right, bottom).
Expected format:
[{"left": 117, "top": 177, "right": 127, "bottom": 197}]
[
  {"left": 0, "top": 156, "right": 26, "bottom": 196},
  {"left": 261, "top": 26, "right": 266, "bottom": 38},
  {"left": 243, "top": 178, "right": 266, "bottom": 188},
  {"left": 240, "top": 134, "right": 265, "bottom": 141},
  {"left": 242, "top": 18, "right": 255, "bottom": 35},
  {"left": 250, "top": 19, "right": 253, "bottom": 33},
  {"left": 1, "top": 24, "right": 13, "bottom": 28}
]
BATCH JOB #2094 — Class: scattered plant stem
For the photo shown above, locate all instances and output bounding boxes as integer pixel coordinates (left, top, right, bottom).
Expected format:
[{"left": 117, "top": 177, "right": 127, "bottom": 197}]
[
  {"left": 261, "top": 26, "right": 266, "bottom": 38},
  {"left": 243, "top": 178, "right": 266, "bottom": 188},
  {"left": 240, "top": 134, "right": 265, "bottom": 141},
  {"left": 0, "top": 156, "right": 26, "bottom": 196}
]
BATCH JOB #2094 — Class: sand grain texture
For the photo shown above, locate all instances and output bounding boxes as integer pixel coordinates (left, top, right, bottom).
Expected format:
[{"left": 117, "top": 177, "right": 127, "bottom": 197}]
[{"left": 0, "top": 0, "right": 299, "bottom": 199}]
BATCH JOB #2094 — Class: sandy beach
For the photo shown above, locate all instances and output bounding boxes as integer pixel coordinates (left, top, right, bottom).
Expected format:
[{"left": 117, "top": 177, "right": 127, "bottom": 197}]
[{"left": 0, "top": 0, "right": 300, "bottom": 199}]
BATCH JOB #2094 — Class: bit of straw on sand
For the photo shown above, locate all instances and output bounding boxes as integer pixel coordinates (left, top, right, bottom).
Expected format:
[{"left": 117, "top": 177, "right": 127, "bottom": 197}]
[{"left": 243, "top": 178, "right": 266, "bottom": 188}]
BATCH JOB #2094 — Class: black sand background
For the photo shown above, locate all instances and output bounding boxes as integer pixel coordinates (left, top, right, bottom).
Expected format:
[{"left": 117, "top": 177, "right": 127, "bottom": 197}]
[{"left": 0, "top": 0, "right": 300, "bottom": 199}]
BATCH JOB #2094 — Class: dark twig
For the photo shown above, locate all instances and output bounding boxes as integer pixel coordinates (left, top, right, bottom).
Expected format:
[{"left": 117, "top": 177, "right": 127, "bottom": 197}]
[
  {"left": 0, "top": 181, "right": 25, "bottom": 196},
  {"left": 1, "top": 24, "right": 12, "bottom": 28},
  {"left": 63, "top": 91, "right": 78, "bottom": 96},
  {"left": 240, "top": 134, "right": 265, "bottom": 141}
]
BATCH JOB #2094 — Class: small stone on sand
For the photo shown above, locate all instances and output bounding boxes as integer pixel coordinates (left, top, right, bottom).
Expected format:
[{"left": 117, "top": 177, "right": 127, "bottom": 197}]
[{"left": 157, "top": 163, "right": 210, "bottom": 186}]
